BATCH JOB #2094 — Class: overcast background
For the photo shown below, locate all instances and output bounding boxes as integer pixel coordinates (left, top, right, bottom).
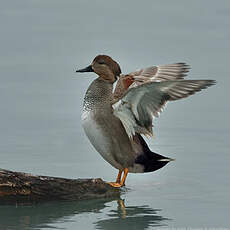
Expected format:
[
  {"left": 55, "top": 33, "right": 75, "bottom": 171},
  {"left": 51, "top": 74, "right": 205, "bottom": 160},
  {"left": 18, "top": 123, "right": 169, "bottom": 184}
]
[{"left": 0, "top": 0, "right": 229, "bottom": 229}]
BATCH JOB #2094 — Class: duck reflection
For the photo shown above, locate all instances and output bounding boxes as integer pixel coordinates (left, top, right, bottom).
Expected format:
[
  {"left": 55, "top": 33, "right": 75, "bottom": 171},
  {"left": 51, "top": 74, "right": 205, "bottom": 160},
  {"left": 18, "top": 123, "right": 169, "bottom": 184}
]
[
  {"left": 0, "top": 199, "right": 169, "bottom": 229},
  {"left": 95, "top": 199, "right": 168, "bottom": 229}
]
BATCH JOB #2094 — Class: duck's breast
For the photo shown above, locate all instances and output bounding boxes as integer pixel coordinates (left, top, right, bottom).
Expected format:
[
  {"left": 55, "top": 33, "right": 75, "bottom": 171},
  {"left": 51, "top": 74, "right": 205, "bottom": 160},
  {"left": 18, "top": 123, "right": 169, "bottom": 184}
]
[{"left": 81, "top": 110, "right": 122, "bottom": 169}]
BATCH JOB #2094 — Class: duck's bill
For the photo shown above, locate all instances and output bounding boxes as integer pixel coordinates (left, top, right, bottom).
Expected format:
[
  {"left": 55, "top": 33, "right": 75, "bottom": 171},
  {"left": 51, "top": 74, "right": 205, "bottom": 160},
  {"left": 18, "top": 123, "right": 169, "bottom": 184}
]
[{"left": 75, "top": 65, "right": 94, "bottom": 73}]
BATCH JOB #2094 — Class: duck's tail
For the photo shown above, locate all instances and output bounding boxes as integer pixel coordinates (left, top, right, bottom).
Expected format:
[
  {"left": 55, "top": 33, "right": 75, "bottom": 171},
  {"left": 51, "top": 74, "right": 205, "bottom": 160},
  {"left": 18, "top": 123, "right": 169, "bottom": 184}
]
[{"left": 134, "top": 134, "right": 174, "bottom": 173}]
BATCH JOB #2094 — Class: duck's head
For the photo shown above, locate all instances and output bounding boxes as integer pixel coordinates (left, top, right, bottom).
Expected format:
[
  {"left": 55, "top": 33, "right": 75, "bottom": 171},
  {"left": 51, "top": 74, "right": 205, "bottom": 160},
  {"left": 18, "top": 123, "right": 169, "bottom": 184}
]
[{"left": 76, "top": 55, "right": 121, "bottom": 83}]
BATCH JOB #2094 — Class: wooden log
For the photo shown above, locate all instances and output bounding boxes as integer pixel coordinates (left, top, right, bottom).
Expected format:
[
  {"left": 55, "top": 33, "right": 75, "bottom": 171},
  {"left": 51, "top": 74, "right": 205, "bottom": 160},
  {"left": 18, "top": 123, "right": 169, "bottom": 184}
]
[{"left": 0, "top": 169, "right": 120, "bottom": 203}]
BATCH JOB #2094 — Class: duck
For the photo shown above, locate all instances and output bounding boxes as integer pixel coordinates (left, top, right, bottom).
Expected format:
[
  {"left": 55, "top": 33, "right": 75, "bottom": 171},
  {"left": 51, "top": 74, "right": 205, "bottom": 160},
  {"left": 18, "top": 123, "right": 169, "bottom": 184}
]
[{"left": 76, "top": 55, "right": 215, "bottom": 188}]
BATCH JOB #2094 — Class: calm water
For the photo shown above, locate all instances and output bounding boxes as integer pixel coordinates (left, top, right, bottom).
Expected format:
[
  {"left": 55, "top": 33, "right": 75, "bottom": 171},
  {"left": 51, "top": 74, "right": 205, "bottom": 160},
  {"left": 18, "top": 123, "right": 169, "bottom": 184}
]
[{"left": 0, "top": 0, "right": 229, "bottom": 229}]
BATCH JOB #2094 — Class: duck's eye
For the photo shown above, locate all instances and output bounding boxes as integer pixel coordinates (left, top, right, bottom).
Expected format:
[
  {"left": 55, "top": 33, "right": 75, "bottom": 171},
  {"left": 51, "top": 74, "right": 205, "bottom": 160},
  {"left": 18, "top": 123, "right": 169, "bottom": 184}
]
[{"left": 98, "top": 61, "right": 105, "bottom": 65}]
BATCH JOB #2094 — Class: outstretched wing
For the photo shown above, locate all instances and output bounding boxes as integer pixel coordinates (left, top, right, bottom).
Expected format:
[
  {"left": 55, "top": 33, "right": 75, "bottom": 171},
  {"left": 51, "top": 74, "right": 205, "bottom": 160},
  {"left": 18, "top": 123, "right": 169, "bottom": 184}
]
[
  {"left": 113, "top": 63, "right": 190, "bottom": 101},
  {"left": 113, "top": 80, "right": 216, "bottom": 139}
]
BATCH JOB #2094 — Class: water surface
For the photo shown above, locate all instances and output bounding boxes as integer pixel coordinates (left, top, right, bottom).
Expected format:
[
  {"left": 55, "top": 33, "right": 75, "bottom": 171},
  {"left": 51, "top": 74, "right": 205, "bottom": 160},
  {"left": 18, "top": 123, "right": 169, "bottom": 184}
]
[{"left": 0, "top": 0, "right": 229, "bottom": 229}]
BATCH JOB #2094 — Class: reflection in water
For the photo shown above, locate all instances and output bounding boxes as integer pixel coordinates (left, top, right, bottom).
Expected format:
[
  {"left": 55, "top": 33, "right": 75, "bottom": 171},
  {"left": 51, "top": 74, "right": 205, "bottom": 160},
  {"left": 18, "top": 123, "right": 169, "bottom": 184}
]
[
  {"left": 0, "top": 199, "right": 169, "bottom": 229},
  {"left": 0, "top": 199, "right": 110, "bottom": 229},
  {"left": 95, "top": 200, "right": 168, "bottom": 230}
]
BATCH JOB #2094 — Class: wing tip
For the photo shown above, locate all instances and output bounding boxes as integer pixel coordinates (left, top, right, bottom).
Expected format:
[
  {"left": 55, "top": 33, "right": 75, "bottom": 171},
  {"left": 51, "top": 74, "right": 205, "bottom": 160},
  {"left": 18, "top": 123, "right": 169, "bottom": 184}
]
[
  {"left": 198, "top": 79, "right": 217, "bottom": 89},
  {"left": 207, "top": 79, "right": 217, "bottom": 85}
]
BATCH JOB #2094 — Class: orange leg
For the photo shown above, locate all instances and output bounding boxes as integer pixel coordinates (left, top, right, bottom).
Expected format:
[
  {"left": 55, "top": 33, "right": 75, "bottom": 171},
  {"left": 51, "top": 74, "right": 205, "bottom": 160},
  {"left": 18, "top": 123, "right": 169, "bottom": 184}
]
[
  {"left": 116, "top": 170, "right": 122, "bottom": 183},
  {"left": 120, "top": 168, "right": 128, "bottom": 186},
  {"left": 108, "top": 168, "right": 128, "bottom": 188}
]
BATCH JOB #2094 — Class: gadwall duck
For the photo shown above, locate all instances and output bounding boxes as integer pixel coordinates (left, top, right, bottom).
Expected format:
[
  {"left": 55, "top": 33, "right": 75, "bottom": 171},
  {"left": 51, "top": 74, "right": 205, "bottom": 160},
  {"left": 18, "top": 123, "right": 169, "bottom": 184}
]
[{"left": 76, "top": 55, "right": 215, "bottom": 187}]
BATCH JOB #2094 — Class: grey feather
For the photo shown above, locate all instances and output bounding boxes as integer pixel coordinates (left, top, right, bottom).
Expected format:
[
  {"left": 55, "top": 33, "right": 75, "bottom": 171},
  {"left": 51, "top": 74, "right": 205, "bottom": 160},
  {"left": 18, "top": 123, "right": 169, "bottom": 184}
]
[
  {"left": 129, "top": 63, "right": 190, "bottom": 83},
  {"left": 113, "top": 80, "right": 216, "bottom": 138}
]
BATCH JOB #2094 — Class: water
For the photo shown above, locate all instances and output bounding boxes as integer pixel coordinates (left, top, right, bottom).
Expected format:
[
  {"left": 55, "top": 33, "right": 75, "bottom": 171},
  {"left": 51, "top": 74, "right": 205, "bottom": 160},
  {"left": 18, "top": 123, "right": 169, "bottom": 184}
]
[{"left": 0, "top": 0, "right": 229, "bottom": 229}]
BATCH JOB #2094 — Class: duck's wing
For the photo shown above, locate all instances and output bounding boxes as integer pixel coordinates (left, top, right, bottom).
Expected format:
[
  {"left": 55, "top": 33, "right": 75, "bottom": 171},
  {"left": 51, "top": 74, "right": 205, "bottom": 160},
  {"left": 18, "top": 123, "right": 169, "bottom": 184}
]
[
  {"left": 113, "top": 80, "right": 216, "bottom": 139},
  {"left": 113, "top": 63, "right": 190, "bottom": 101}
]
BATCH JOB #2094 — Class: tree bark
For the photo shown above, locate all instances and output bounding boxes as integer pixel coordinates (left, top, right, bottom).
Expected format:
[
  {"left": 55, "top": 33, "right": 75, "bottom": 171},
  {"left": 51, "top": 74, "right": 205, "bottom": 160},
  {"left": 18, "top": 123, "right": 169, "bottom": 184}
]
[{"left": 0, "top": 169, "right": 120, "bottom": 203}]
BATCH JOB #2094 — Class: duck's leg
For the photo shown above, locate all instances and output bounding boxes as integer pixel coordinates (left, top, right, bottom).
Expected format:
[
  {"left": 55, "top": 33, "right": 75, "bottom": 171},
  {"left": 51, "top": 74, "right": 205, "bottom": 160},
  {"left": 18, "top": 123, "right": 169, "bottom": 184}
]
[
  {"left": 120, "top": 168, "right": 128, "bottom": 186},
  {"left": 108, "top": 168, "right": 128, "bottom": 188},
  {"left": 108, "top": 170, "right": 123, "bottom": 187},
  {"left": 116, "top": 170, "right": 122, "bottom": 183}
]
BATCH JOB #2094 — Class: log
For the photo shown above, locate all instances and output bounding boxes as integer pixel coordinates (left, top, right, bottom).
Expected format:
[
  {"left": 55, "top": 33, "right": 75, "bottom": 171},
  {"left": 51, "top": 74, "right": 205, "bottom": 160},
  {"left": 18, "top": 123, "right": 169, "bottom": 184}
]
[{"left": 0, "top": 169, "right": 120, "bottom": 203}]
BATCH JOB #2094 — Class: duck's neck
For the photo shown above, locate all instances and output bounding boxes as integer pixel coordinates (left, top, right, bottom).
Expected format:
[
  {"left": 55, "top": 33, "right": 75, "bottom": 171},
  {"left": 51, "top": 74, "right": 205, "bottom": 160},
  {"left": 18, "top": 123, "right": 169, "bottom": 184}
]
[{"left": 83, "top": 78, "right": 114, "bottom": 112}]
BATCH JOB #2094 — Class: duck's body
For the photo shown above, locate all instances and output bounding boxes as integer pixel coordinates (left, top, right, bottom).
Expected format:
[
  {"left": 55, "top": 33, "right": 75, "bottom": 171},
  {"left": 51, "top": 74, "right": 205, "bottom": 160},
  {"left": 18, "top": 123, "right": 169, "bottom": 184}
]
[
  {"left": 82, "top": 78, "right": 135, "bottom": 171},
  {"left": 82, "top": 78, "right": 170, "bottom": 173},
  {"left": 76, "top": 55, "right": 215, "bottom": 187}
]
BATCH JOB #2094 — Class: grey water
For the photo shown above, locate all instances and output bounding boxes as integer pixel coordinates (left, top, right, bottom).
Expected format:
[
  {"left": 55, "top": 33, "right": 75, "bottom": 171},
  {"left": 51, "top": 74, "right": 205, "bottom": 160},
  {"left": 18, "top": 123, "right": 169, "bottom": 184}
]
[{"left": 0, "top": 0, "right": 229, "bottom": 229}]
